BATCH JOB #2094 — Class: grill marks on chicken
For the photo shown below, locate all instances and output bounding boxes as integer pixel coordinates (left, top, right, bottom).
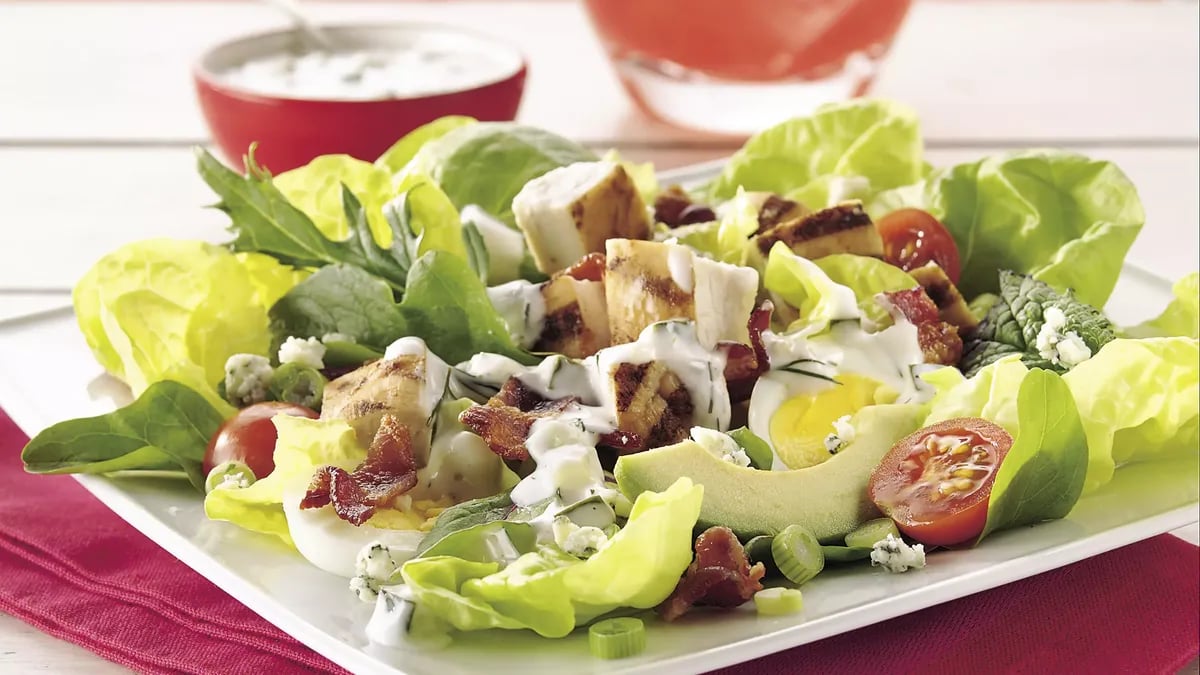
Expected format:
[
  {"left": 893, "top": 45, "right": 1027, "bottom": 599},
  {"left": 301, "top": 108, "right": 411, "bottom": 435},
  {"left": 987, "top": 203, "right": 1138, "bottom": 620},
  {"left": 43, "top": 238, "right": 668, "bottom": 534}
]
[
  {"left": 612, "top": 362, "right": 694, "bottom": 451},
  {"left": 300, "top": 415, "right": 419, "bottom": 526}
]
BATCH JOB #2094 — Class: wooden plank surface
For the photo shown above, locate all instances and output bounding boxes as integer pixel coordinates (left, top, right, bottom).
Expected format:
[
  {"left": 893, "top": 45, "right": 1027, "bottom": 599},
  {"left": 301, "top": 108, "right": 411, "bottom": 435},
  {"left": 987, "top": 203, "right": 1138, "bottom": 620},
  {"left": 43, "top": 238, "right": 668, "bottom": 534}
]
[{"left": 0, "top": 1, "right": 1197, "bottom": 145}]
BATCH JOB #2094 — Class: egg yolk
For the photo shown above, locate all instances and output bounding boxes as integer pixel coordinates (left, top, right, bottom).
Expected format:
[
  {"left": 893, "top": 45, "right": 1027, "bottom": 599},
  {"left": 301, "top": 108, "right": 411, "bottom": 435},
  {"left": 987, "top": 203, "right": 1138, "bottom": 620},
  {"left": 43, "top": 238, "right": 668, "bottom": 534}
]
[{"left": 769, "top": 374, "right": 896, "bottom": 469}]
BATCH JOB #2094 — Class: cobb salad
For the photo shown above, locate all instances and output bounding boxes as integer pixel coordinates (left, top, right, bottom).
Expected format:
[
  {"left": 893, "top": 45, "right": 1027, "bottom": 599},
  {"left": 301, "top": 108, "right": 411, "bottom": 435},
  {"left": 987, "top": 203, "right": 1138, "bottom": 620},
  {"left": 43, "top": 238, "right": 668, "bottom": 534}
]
[{"left": 21, "top": 99, "right": 1199, "bottom": 658}]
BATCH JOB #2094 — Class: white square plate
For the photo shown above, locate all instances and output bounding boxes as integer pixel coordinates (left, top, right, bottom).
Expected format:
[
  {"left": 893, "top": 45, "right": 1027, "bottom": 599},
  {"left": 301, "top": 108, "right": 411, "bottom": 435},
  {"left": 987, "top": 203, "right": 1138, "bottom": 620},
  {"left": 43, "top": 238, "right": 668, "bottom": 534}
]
[{"left": 2, "top": 163, "right": 1196, "bottom": 675}]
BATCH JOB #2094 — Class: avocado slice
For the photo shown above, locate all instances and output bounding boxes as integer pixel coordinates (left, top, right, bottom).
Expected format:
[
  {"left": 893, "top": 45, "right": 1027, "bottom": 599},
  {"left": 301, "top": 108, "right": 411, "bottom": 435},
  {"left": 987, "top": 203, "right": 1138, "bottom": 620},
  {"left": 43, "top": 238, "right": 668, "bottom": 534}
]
[{"left": 614, "top": 404, "right": 926, "bottom": 543}]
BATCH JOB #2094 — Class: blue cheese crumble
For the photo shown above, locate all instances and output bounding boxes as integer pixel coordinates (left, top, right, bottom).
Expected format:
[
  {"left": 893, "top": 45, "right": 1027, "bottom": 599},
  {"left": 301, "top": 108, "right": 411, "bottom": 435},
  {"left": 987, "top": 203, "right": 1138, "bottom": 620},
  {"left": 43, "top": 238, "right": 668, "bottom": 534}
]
[
  {"left": 223, "top": 354, "right": 274, "bottom": 406},
  {"left": 350, "top": 542, "right": 407, "bottom": 603},
  {"left": 870, "top": 534, "right": 926, "bottom": 573},
  {"left": 823, "top": 414, "right": 856, "bottom": 454},
  {"left": 551, "top": 516, "right": 610, "bottom": 558},
  {"left": 1035, "top": 307, "right": 1092, "bottom": 369},
  {"left": 278, "top": 336, "right": 327, "bottom": 370}
]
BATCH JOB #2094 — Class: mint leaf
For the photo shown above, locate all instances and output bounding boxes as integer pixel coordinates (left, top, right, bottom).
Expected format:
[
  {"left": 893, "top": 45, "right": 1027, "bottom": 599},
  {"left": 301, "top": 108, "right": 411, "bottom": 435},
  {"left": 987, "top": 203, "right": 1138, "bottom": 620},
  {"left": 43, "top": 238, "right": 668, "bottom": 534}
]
[
  {"left": 22, "top": 381, "right": 225, "bottom": 490},
  {"left": 962, "top": 270, "right": 1116, "bottom": 376},
  {"left": 979, "top": 369, "right": 1089, "bottom": 540}
]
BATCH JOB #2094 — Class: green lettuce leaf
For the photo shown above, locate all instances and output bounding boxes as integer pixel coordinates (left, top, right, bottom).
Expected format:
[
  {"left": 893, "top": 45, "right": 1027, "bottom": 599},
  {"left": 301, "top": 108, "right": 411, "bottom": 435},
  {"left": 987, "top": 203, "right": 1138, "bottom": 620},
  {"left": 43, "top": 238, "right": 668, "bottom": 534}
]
[
  {"left": 269, "top": 251, "right": 534, "bottom": 365},
  {"left": 73, "top": 238, "right": 295, "bottom": 397},
  {"left": 269, "top": 264, "right": 408, "bottom": 351},
  {"left": 1127, "top": 273, "right": 1199, "bottom": 339},
  {"left": 397, "top": 250, "right": 536, "bottom": 365},
  {"left": 708, "top": 99, "right": 924, "bottom": 201},
  {"left": 22, "top": 380, "right": 225, "bottom": 488},
  {"left": 979, "top": 369, "right": 1089, "bottom": 540},
  {"left": 376, "top": 116, "right": 477, "bottom": 175},
  {"left": 923, "top": 356, "right": 1028, "bottom": 435},
  {"left": 869, "top": 150, "right": 1144, "bottom": 306},
  {"left": 388, "top": 175, "right": 467, "bottom": 260},
  {"left": 763, "top": 243, "right": 861, "bottom": 333},
  {"left": 1063, "top": 337, "right": 1199, "bottom": 491},
  {"left": 785, "top": 175, "right": 873, "bottom": 210},
  {"left": 404, "top": 123, "right": 597, "bottom": 225},
  {"left": 205, "top": 415, "right": 366, "bottom": 545},
  {"left": 274, "top": 154, "right": 394, "bottom": 246},
  {"left": 814, "top": 254, "right": 917, "bottom": 326},
  {"left": 962, "top": 270, "right": 1116, "bottom": 376},
  {"left": 401, "top": 478, "right": 703, "bottom": 637}
]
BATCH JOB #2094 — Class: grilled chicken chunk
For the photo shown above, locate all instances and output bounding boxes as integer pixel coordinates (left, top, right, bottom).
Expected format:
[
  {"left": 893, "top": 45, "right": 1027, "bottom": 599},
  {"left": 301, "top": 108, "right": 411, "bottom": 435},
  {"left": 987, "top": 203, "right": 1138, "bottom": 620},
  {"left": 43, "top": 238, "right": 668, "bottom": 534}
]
[
  {"left": 610, "top": 361, "right": 693, "bottom": 452},
  {"left": 321, "top": 348, "right": 447, "bottom": 463},
  {"left": 753, "top": 202, "right": 883, "bottom": 260},
  {"left": 513, "top": 161, "right": 652, "bottom": 275},
  {"left": 534, "top": 274, "right": 611, "bottom": 358},
  {"left": 909, "top": 262, "right": 979, "bottom": 332},
  {"left": 604, "top": 239, "right": 758, "bottom": 348}
]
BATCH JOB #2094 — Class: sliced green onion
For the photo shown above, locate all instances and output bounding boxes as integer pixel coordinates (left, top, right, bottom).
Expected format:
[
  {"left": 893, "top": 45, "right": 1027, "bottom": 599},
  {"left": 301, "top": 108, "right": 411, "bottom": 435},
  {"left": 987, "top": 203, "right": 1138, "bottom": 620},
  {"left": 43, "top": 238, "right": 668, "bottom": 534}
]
[
  {"left": 269, "top": 362, "right": 326, "bottom": 410},
  {"left": 727, "top": 427, "right": 774, "bottom": 470},
  {"left": 753, "top": 587, "right": 804, "bottom": 616},
  {"left": 844, "top": 518, "right": 901, "bottom": 550},
  {"left": 744, "top": 535, "right": 776, "bottom": 569},
  {"left": 204, "top": 460, "right": 256, "bottom": 494},
  {"left": 589, "top": 617, "right": 646, "bottom": 659},
  {"left": 821, "top": 545, "right": 872, "bottom": 564},
  {"left": 771, "top": 524, "right": 824, "bottom": 585}
]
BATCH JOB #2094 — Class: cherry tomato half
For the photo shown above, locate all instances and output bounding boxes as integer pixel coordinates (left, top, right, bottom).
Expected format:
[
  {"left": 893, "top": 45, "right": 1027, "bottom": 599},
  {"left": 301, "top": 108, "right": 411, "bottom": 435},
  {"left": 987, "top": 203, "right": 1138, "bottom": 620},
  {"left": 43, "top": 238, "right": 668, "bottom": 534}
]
[
  {"left": 203, "top": 402, "right": 318, "bottom": 480},
  {"left": 868, "top": 418, "right": 1013, "bottom": 547},
  {"left": 876, "top": 208, "right": 962, "bottom": 284}
]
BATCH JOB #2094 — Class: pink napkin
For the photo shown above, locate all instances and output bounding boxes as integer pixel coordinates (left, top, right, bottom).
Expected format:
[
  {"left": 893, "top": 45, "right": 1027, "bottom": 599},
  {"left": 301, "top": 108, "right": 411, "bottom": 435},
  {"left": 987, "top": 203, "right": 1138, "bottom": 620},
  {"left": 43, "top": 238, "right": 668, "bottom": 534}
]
[{"left": 2, "top": 407, "right": 1196, "bottom": 674}]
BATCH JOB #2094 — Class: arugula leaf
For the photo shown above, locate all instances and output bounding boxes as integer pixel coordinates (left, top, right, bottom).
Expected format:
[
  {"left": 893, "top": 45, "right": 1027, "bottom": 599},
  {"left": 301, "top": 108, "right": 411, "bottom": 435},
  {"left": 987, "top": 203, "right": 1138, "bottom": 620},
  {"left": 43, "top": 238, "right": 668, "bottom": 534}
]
[
  {"left": 268, "top": 264, "right": 408, "bottom": 351},
  {"left": 979, "top": 369, "right": 1089, "bottom": 540},
  {"left": 962, "top": 270, "right": 1116, "bottom": 376},
  {"left": 417, "top": 491, "right": 515, "bottom": 555},
  {"left": 22, "top": 380, "right": 225, "bottom": 490},
  {"left": 196, "top": 148, "right": 413, "bottom": 292}
]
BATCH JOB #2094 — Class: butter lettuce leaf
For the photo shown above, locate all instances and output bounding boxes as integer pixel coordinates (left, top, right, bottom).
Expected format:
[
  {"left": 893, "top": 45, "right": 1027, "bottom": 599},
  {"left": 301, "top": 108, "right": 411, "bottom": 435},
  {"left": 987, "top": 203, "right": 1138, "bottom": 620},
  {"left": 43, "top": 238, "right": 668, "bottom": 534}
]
[
  {"left": 1127, "top": 273, "right": 1199, "bottom": 339},
  {"left": 1063, "top": 337, "right": 1199, "bottom": 491},
  {"left": 376, "top": 116, "right": 477, "bottom": 175},
  {"left": 402, "top": 478, "right": 703, "bottom": 637},
  {"left": 870, "top": 150, "right": 1144, "bottom": 307},
  {"left": 274, "top": 154, "right": 394, "bottom": 246},
  {"left": 205, "top": 415, "right": 366, "bottom": 545},
  {"left": 73, "top": 238, "right": 294, "bottom": 396},
  {"left": 405, "top": 123, "right": 597, "bottom": 225},
  {"left": 814, "top": 254, "right": 917, "bottom": 326},
  {"left": 980, "top": 369, "right": 1089, "bottom": 540},
  {"left": 763, "top": 243, "right": 862, "bottom": 333},
  {"left": 22, "top": 380, "right": 225, "bottom": 488},
  {"left": 708, "top": 99, "right": 924, "bottom": 201}
]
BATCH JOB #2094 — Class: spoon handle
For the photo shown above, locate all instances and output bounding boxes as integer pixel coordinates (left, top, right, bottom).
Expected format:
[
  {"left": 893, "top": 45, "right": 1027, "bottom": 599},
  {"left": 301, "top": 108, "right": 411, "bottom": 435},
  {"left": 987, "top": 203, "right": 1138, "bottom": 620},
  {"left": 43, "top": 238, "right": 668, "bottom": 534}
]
[{"left": 262, "top": 0, "right": 334, "bottom": 51}]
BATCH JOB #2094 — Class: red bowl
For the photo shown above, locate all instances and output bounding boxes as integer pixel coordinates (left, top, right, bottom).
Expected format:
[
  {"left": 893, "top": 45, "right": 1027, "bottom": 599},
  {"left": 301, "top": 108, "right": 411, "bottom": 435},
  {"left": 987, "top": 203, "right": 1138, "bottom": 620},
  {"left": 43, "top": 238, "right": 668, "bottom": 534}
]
[{"left": 194, "top": 24, "right": 527, "bottom": 173}]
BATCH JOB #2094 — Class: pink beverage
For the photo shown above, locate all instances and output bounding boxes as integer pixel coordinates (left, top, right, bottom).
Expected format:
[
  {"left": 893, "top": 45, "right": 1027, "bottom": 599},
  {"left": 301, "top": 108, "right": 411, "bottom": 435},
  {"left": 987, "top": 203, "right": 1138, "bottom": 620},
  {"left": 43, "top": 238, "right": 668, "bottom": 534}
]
[{"left": 583, "top": 0, "right": 914, "bottom": 133}]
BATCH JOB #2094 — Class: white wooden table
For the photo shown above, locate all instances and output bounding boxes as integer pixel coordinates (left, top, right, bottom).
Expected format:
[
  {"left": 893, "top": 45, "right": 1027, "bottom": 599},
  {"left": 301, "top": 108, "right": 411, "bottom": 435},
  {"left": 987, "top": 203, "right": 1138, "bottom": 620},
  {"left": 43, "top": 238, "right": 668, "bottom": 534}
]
[{"left": 0, "top": 1, "right": 1197, "bottom": 672}]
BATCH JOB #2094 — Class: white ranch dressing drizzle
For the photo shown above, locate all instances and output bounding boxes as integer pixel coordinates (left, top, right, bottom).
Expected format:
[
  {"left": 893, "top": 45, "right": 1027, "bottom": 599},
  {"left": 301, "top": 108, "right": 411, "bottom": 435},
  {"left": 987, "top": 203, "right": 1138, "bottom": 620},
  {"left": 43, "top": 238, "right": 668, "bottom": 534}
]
[{"left": 485, "top": 281, "right": 547, "bottom": 350}]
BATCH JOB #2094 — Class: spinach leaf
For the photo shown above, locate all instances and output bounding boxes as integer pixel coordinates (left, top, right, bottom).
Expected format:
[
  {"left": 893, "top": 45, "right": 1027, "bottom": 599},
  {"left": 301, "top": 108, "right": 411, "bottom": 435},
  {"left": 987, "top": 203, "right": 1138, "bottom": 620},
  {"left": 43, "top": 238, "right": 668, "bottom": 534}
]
[
  {"left": 398, "top": 251, "right": 538, "bottom": 366},
  {"left": 979, "top": 369, "right": 1089, "bottom": 541},
  {"left": 417, "top": 491, "right": 515, "bottom": 555},
  {"left": 461, "top": 220, "right": 490, "bottom": 284},
  {"left": 196, "top": 148, "right": 414, "bottom": 292},
  {"left": 269, "top": 264, "right": 408, "bottom": 351},
  {"left": 962, "top": 270, "right": 1116, "bottom": 376},
  {"left": 21, "top": 380, "right": 225, "bottom": 490}
]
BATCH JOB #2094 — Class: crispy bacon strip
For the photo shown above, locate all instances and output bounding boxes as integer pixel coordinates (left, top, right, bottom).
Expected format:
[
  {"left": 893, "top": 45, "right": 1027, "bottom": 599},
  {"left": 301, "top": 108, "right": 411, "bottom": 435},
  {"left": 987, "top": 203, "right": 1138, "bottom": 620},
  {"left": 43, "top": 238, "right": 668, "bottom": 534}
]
[
  {"left": 722, "top": 301, "right": 773, "bottom": 403},
  {"left": 560, "top": 252, "right": 607, "bottom": 282},
  {"left": 300, "top": 415, "right": 418, "bottom": 526},
  {"left": 881, "top": 288, "right": 964, "bottom": 366},
  {"left": 460, "top": 378, "right": 641, "bottom": 461},
  {"left": 659, "top": 526, "right": 765, "bottom": 621}
]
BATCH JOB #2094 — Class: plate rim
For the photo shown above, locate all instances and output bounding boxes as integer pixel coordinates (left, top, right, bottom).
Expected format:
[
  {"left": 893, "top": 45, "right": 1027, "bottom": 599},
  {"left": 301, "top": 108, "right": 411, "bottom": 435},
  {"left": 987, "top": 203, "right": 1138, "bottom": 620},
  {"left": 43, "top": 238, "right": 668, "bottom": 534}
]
[{"left": 0, "top": 160, "right": 1196, "bottom": 675}]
